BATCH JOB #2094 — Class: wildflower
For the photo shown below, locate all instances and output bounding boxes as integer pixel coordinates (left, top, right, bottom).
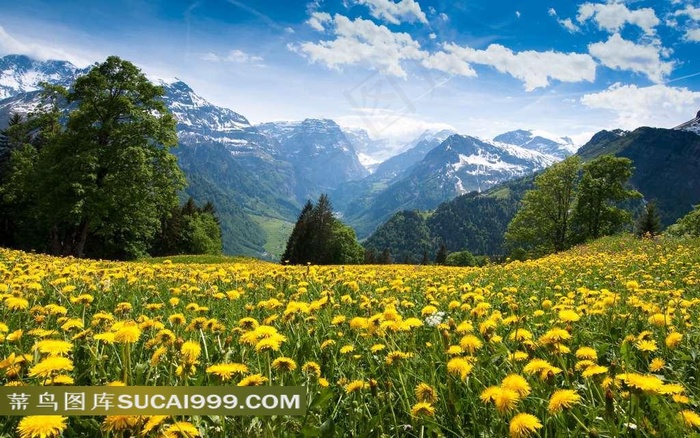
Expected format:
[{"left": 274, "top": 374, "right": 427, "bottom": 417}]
[
  {"left": 271, "top": 357, "right": 297, "bottom": 372},
  {"left": 575, "top": 347, "right": 598, "bottom": 360},
  {"left": 582, "top": 365, "right": 608, "bottom": 378},
  {"left": 635, "top": 339, "right": 658, "bottom": 352},
  {"left": 29, "top": 357, "right": 74, "bottom": 378},
  {"left": 302, "top": 361, "right": 321, "bottom": 377},
  {"left": 180, "top": 341, "right": 201, "bottom": 363},
  {"left": 141, "top": 416, "right": 168, "bottom": 435},
  {"left": 494, "top": 388, "right": 520, "bottom": 413},
  {"left": 649, "top": 358, "right": 665, "bottom": 372},
  {"left": 238, "top": 374, "right": 268, "bottom": 386},
  {"left": 548, "top": 389, "right": 581, "bottom": 414},
  {"left": 385, "top": 351, "right": 413, "bottom": 365},
  {"left": 447, "top": 357, "right": 473, "bottom": 381},
  {"left": 102, "top": 415, "right": 140, "bottom": 432},
  {"left": 17, "top": 416, "right": 67, "bottom": 438},
  {"left": 666, "top": 332, "right": 683, "bottom": 349},
  {"left": 206, "top": 363, "right": 249, "bottom": 381},
  {"left": 558, "top": 310, "right": 580, "bottom": 323},
  {"left": 459, "top": 335, "right": 483, "bottom": 353},
  {"left": 345, "top": 380, "right": 368, "bottom": 394},
  {"left": 509, "top": 413, "right": 543, "bottom": 438},
  {"left": 415, "top": 383, "right": 438, "bottom": 403},
  {"left": 679, "top": 410, "right": 700, "bottom": 428},
  {"left": 501, "top": 374, "right": 531, "bottom": 397},
  {"left": 163, "top": 421, "right": 200, "bottom": 437},
  {"left": 114, "top": 324, "right": 141, "bottom": 344},
  {"left": 410, "top": 402, "right": 435, "bottom": 417}
]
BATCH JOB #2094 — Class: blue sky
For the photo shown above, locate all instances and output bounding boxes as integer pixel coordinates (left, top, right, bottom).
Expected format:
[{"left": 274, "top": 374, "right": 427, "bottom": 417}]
[{"left": 1, "top": 0, "right": 699, "bottom": 148}]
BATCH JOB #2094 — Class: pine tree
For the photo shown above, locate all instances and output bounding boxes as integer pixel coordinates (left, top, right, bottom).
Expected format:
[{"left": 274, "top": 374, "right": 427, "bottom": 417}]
[
  {"left": 282, "top": 200, "right": 313, "bottom": 263},
  {"left": 636, "top": 201, "right": 662, "bottom": 237},
  {"left": 435, "top": 244, "right": 447, "bottom": 265}
]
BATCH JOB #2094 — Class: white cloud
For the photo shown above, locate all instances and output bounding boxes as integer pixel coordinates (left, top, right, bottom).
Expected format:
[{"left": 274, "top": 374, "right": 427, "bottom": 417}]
[
  {"left": 424, "top": 43, "right": 596, "bottom": 91},
  {"left": 307, "top": 11, "right": 332, "bottom": 31},
  {"left": 548, "top": 8, "right": 580, "bottom": 33},
  {"left": 588, "top": 33, "right": 673, "bottom": 83},
  {"left": 439, "top": 13, "right": 448, "bottom": 21},
  {"left": 577, "top": 2, "right": 659, "bottom": 35},
  {"left": 201, "top": 49, "right": 264, "bottom": 65},
  {"left": 674, "top": 5, "right": 700, "bottom": 21},
  {"left": 356, "top": 0, "right": 428, "bottom": 25},
  {"left": 0, "top": 25, "right": 92, "bottom": 67},
  {"left": 672, "top": 5, "right": 700, "bottom": 42},
  {"left": 294, "top": 14, "right": 424, "bottom": 78},
  {"left": 515, "top": 11, "right": 521, "bottom": 19},
  {"left": 581, "top": 83, "right": 700, "bottom": 128},
  {"left": 686, "top": 28, "right": 700, "bottom": 41}
]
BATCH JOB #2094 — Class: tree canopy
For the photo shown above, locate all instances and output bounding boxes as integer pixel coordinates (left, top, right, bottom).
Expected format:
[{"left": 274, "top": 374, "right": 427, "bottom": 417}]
[
  {"left": 506, "top": 155, "right": 639, "bottom": 257},
  {"left": 0, "top": 56, "right": 221, "bottom": 260},
  {"left": 282, "top": 194, "right": 364, "bottom": 265}
]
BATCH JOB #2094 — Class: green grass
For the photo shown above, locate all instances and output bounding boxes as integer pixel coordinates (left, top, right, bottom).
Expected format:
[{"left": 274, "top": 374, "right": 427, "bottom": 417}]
[{"left": 249, "top": 214, "right": 294, "bottom": 260}]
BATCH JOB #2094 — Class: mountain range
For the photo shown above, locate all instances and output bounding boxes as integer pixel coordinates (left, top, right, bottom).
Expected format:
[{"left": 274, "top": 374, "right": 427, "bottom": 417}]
[{"left": 1, "top": 54, "right": 579, "bottom": 258}]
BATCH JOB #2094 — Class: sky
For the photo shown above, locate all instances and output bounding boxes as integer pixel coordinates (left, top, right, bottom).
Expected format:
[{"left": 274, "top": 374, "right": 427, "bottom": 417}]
[{"left": 1, "top": 0, "right": 700, "bottom": 148}]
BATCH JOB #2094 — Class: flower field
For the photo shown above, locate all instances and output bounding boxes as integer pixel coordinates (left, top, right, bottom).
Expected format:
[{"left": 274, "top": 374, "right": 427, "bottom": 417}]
[{"left": 1, "top": 235, "right": 700, "bottom": 437}]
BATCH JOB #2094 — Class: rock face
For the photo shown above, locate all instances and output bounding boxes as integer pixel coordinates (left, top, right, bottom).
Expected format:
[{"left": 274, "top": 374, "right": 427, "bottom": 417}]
[{"left": 674, "top": 110, "right": 700, "bottom": 135}]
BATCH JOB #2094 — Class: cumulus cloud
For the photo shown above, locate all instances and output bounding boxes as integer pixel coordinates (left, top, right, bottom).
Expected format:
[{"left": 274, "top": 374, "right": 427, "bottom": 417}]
[
  {"left": 672, "top": 5, "right": 700, "bottom": 42},
  {"left": 307, "top": 11, "right": 332, "bottom": 31},
  {"left": 581, "top": 83, "right": 700, "bottom": 128},
  {"left": 588, "top": 33, "right": 673, "bottom": 83},
  {"left": 423, "top": 43, "right": 596, "bottom": 91},
  {"left": 294, "top": 14, "right": 424, "bottom": 78},
  {"left": 201, "top": 49, "right": 264, "bottom": 65},
  {"left": 356, "top": 0, "right": 428, "bottom": 25},
  {"left": 577, "top": 2, "right": 659, "bottom": 35}
]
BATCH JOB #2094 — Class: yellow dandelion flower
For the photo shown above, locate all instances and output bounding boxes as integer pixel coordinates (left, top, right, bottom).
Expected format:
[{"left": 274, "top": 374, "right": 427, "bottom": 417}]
[
  {"left": 339, "top": 345, "right": 355, "bottom": 354},
  {"left": 447, "top": 357, "right": 473, "bottom": 381},
  {"left": 415, "top": 383, "right": 438, "bottom": 403},
  {"left": 679, "top": 410, "right": 700, "bottom": 428},
  {"left": 180, "top": 341, "right": 201, "bottom": 363},
  {"left": 163, "top": 421, "right": 200, "bottom": 437},
  {"left": 102, "top": 415, "right": 140, "bottom": 432},
  {"left": 302, "top": 361, "right": 321, "bottom": 377},
  {"left": 238, "top": 374, "right": 268, "bottom": 386},
  {"left": 558, "top": 310, "right": 580, "bottom": 323},
  {"left": 29, "top": 357, "right": 74, "bottom": 378},
  {"left": 271, "top": 357, "right": 297, "bottom": 372},
  {"left": 509, "top": 413, "right": 543, "bottom": 438},
  {"left": 371, "top": 344, "right": 386, "bottom": 353},
  {"left": 494, "top": 388, "right": 520, "bottom": 413},
  {"left": 666, "top": 332, "right": 683, "bottom": 349},
  {"left": 114, "top": 325, "right": 141, "bottom": 344},
  {"left": 345, "top": 380, "right": 368, "bottom": 394},
  {"left": 5, "top": 297, "right": 29, "bottom": 311},
  {"left": 575, "top": 347, "right": 598, "bottom": 360},
  {"left": 481, "top": 386, "right": 501, "bottom": 404},
  {"left": 385, "top": 351, "right": 413, "bottom": 365},
  {"left": 17, "top": 415, "right": 67, "bottom": 438},
  {"left": 141, "top": 415, "right": 168, "bottom": 435},
  {"left": 459, "top": 335, "right": 483, "bottom": 353},
  {"left": 548, "top": 389, "right": 581, "bottom": 414},
  {"left": 635, "top": 339, "right": 658, "bottom": 352},
  {"left": 206, "top": 363, "right": 249, "bottom": 381},
  {"left": 501, "top": 374, "right": 531, "bottom": 398},
  {"left": 649, "top": 358, "right": 665, "bottom": 372},
  {"left": 582, "top": 365, "right": 608, "bottom": 378},
  {"left": 410, "top": 402, "right": 435, "bottom": 417}
]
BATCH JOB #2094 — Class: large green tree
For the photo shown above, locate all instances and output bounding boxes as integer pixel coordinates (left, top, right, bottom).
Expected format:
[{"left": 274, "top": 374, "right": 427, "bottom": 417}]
[
  {"left": 1, "top": 56, "right": 186, "bottom": 259},
  {"left": 505, "top": 156, "right": 581, "bottom": 255},
  {"left": 282, "top": 194, "right": 363, "bottom": 265},
  {"left": 571, "top": 155, "right": 640, "bottom": 242}
]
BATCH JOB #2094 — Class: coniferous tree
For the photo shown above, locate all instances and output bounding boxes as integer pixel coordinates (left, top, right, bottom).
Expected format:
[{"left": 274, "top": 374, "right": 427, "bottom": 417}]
[
  {"left": 282, "top": 200, "right": 313, "bottom": 263},
  {"left": 379, "top": 248, "right": 392, "bottom": 264},
  {"left": 435, "top": 243, "right": 447, "bottom": 265},
  {"left": 636, "top": 201, "right": 662, "bottom": 237}
]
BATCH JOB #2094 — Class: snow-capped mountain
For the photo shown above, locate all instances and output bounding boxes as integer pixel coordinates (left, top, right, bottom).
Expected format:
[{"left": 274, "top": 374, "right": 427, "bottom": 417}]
[
  {"left": 493, "top": 129, "right": 576, "bottom": 159},
  {"left": 338, "top": 127, "right": 391, "bottom": 170},
  {"left": 0, "top": 55, "right": 87, "bottom": 99},
  {"left": 674, "top": 110, "right": 700, "bottom": 135},
  {"left": 342, "top": 134, "right": 559, "bottom": 237},
  {"left": 259, "top": 119, "right": 369, "bottom": 198}
]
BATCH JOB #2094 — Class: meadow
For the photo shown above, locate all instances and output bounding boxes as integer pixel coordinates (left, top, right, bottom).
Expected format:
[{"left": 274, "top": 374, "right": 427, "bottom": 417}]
[{"left": 1, "top": 235, "right": 699, "bottom": 437}]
